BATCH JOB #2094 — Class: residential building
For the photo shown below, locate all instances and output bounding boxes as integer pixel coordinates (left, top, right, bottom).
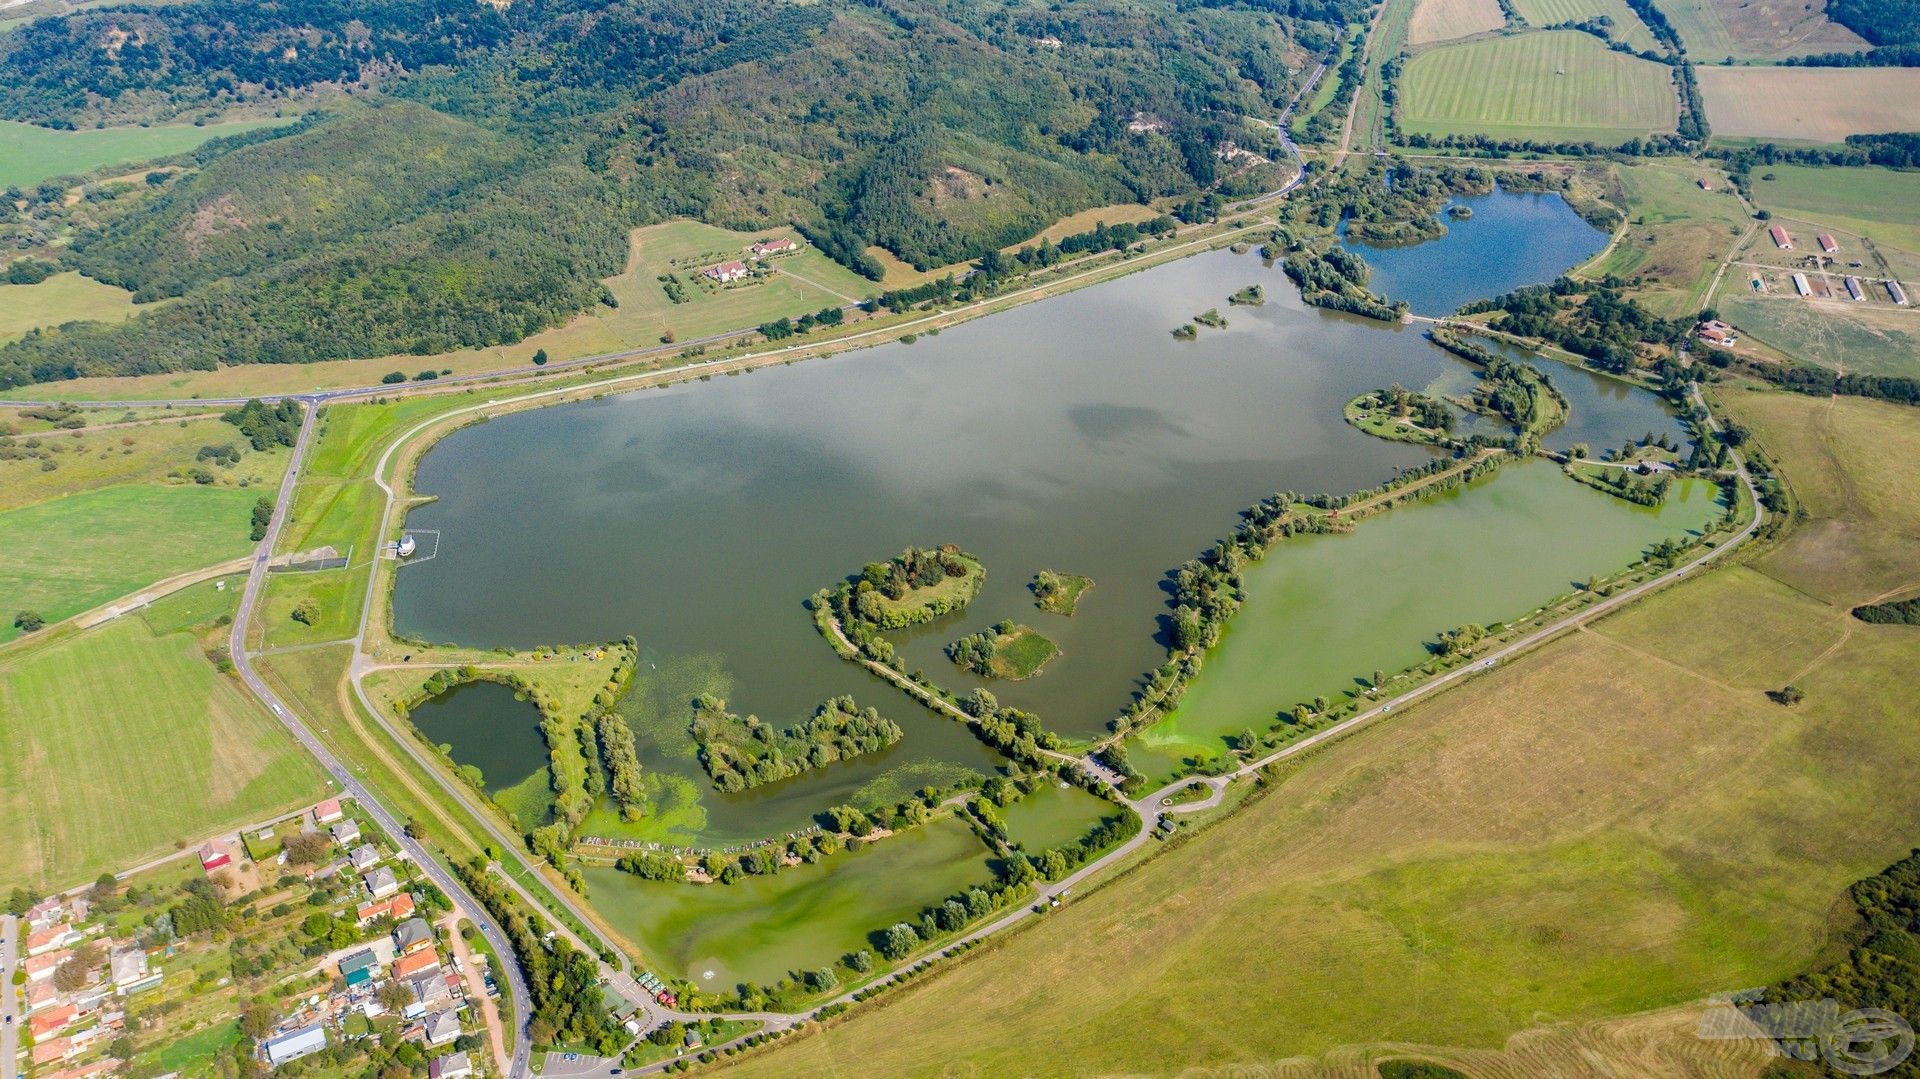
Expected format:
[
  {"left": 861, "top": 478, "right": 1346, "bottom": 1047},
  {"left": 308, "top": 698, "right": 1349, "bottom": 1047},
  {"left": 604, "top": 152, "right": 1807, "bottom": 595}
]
[
  {"left": 364, "top": 867, "right": 399, "bottom": 900},
  {"left": 332, "top": 819, "right": 362, "bottom": 846},
  {"left": 430, "top": 1052, "right": 473, "bottom": 1079},
  {"left": 703, "top": 260, "right": 749, "bottom": 283},
  {"left": 393, "top": 918, "right": 433, "bottom": 955},
  {"left": 30, "top": 1004, "right": 79, "bottom": 1039},
  {"left": 750, "top": 237, "right": 798, "bottom": 257},
  {"left": 44, "top": 1060, "right": 122, "bottom": 1079},
  {"left": 110, "top": 950, "right": 161, "bottom": 994},
  {"left": 313, "top": 800, "right": 346, "bottom": 825},
  {"left": 27, "top": 925, "right": 81, "bottom": 956},
  {"left": 1769, "top": 225, "right": 1793, "bottom": 249},
  {"left": 25, "top": 898, "right": 64, "bottom": 931},
  {"left": 349, "top": 844, "right": 381, "bottom": 872},
  {"left": 393, "top": 947, "right": 441, "bottom": 982},
  {"left": 340, "top": 948, "right": 380, "bottom": 988},
  {"left": 198, "top": 842, "right": 233, "bottom": 873},
  {"left": 33, "top": 1038, "right": 77, "bottom": 1065},
  {"left": 408, "top": 972, "right": 454, "bottom": 1014},
  {"left": 23, "top": 950, "right": 68, "bottom": 982},
  {"left": 424, "top": 1010, "right": 461, "bottom": 1048},
  {"left": 357, "top": 893, "right": 416, "bottom": 926},
  {"left": 263, "top": 1025, "right": 328, "bottom": 1066}
]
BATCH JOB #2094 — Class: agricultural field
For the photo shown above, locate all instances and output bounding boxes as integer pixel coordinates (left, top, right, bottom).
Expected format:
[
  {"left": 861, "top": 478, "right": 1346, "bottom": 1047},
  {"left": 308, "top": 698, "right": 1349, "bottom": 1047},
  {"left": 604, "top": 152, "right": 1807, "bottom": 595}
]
[
  {"left": 1582, "top": 161, "right": 1750, "bottom": 315},
  {"left": 0, "top": 412, "right": 286, "bottom": 512},
  {"left": 1751, "top": 164, "right": 1920, "bottom": 258},
  {"left": 1399, "top": 31, "right": 1680, "bottom": 144},
  {"left": 1651, "top": 0, "right": 1864, "bottom": 60},
  {"left": 0, "top": 615, "right": 327, "bottom": 890},
  {"left": 1511, "top": 0, "right": 1661, "bottom": 51},
  {"left": 0, "top": 116, "right": 291, "bottom": 189},
  {"left": 1696, "top": 67, "right": 1920, "bottom": 144},
  {"left": 0, "top": 271, "right": 142, "bottom": 344},
  {"left": 0, "top": 485, "right": 266, "bottom": 642},
  {"left": 713, "top": 386, "right": 1920, "bottom": 1078},
  {"left": 1407, "top": 0, "right": 1506, "bottom": 46}
]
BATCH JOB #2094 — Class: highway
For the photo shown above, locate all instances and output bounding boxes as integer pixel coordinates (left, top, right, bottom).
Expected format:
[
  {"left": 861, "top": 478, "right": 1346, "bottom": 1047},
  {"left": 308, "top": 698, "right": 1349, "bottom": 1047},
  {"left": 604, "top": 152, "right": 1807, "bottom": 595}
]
[{"left": 225, "top": 402, "right": 537, "bottom": 1079}]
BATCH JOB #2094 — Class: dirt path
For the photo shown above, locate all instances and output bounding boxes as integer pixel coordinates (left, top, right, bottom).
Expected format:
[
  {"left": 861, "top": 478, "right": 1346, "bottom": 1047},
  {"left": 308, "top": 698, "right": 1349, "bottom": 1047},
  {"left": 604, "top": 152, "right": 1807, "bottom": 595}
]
[{"left": 445, "top": 913, "right": 510, "bottom": 1076}]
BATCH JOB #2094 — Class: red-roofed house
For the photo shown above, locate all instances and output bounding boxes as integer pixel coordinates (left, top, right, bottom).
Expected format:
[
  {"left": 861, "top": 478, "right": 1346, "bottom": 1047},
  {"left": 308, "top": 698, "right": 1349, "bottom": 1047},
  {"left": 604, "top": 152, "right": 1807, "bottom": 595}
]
[
  {"left": 392, "top": 948, "right": 442, "bottom": 981},
  {"left": 33, "top": 1038, "right": 77, "bottom": 1066},
  {"left": 26, "top": 925, "right": 80, "bottom": 956},
  {"left": 46, "top": 1061, "right": 123, "bottom": 1079},
  {"left": 31, "top": 1004, "right": 79, "bottom": 1039},
  {"left": 750, "top": 237, "right": 798, "bottom": 257},
  {"left": 703, "top": 260, "right": 749, "bottom": 283},
  {"left": 198, "top": 841, "right": 233, "bottom": 873},
  {"left": 313, "top": 799, "right": 345, "bottom": 825},
  {"left": 23, "top": 950, "right": 69, "bottom": 982}
]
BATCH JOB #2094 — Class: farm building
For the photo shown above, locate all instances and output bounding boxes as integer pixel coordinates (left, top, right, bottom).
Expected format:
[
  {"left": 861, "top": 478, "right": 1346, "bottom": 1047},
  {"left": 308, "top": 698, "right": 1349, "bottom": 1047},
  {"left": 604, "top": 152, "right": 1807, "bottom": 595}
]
[
  {"left": 1890, "top": 281, "right": 1910, "bottom": 305},
  {"left": 1845, "top": 277, "right": 1866, "bottom": 301},
  {"left": 263, "top": 1025, "right": 327, "bottom": 1066},
  {"left": 750, "top": 237, "right": 799, "bottom": 257},
  {"left": 1791, "top": 273, "right": 1812, "bottom": 296},
  {"left": 198, "top": 842, "right": 233, "bottom": 873},
  {"left": 1697, "top": 320, "right": 1739, "bottom": 347},
  {"left": 1818, "top": 234, "right": 1839, "bottom": 254},
  {"left": 703, "top": 260, "right": 749, "bottom": 283},
  {"left": 1769, "top": 225, "right": 1794, "bottom": 249},
  {"left": 1697, "top": 177, "right": 1712, "bottom": 190}
]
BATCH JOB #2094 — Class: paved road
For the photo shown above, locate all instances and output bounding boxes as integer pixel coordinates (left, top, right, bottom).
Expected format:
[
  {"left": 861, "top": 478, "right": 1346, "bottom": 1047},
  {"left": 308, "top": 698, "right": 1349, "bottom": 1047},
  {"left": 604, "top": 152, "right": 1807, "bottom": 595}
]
[
  {"left": 225, "top": 401, "right": 538, "bottom": 1079},
  {"left": 2, "top": 915, "right": 18, "bottom": 1079}
]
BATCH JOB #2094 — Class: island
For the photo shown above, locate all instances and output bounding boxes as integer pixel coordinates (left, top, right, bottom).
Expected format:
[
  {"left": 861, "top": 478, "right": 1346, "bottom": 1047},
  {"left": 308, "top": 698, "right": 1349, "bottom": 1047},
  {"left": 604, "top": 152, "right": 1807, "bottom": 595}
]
[
  {"left": 1030, "top": 570, "right": 1094, "bottom": 615},
  {"left": 1345, "top": 385, "right": 1457, "bottom": 446},
  {"left": 837, "top": 545, "right": 985, "bottom": 630},
  {"left": 1193, "top": 308, "right": 1228, "bottom": 329},
  {"left": 690, "top": 694, "right": 903, "bottom": 792},
  {"left": 948, "top": 620, "right": 1060, "bottom": 680},
  {"left": 1228, "top": 284, "right": 1265, "bottom": 306}
]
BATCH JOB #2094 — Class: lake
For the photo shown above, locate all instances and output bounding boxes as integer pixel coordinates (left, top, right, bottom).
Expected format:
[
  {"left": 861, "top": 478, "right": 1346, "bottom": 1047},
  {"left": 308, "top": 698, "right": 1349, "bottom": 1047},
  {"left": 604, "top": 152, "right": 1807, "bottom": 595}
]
[
  {"left": 1339, "top": 185, "right": 1610, "bottom": 316},
  {"left": 393, "top": 194, "right": 1664, "bottom": 848}
]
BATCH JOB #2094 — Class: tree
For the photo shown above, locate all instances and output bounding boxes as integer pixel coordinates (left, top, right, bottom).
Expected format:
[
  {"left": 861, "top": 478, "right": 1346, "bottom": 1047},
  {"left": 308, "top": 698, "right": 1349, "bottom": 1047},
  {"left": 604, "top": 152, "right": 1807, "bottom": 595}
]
[
  {"left": 290, "top": 598, "right": 320, "bottom": 625},
  {"left": 240, "top": 1002, "right": 276, "bottom": 1040},
  {"left": 54, "top": 943, "right": 101, "bottom": 992},
  {"left": 877, "top": 922, "right": 919, "bottom": 960},
  {"left": 377, "top": 979, "right": 414, "bottom": 1012},
  {"left": 381, "top": 371, "right": 407, "bottom": 384},
  {"left": 13, "top": 610, "right": 45, "bottom": 633},
  {"left": 844, "top": 949, "right": 873, "bottom": 973},
  {"left": 532, "top": 349, "right": 548, "bottom": 366},
  {"left": 284, "top": 830, "right": 330, "bottom": 866}
]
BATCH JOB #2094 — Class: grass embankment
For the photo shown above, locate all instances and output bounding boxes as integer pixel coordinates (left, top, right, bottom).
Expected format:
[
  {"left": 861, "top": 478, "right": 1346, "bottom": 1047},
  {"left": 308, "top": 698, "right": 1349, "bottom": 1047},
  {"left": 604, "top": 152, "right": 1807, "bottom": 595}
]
[
  {"left": 0, "top": 612, "right": 327, "bottom": 890},
  {"left": 711, "top": 384, "right": 1920, "bottom": 1078},
  {"left": 1399, "top": 31, "right": 1680, "bottom": 144},
  {"left": 0, "top": 117, "right": 292, "bottom": 188},
  {"left": 0, "top": 271, "right": 142, "bottom": 344}
]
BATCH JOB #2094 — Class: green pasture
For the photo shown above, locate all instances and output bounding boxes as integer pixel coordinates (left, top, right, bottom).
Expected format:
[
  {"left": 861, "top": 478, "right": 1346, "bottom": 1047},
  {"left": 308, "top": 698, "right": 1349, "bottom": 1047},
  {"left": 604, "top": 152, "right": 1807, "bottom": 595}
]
[
  {"left": 0, "top": 271, "right": 142, "bottom": 345},
  {"left": 0, "top": 117, "right": 291, "bottom": 188},
  {"left": 1399, "top": 31, "right": 1679, "bottom": 144}
]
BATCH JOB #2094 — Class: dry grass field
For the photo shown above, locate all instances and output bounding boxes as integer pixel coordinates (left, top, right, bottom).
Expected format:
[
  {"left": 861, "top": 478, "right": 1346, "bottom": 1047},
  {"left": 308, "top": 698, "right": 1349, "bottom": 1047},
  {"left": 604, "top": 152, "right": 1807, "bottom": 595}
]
[
  {"left": 1408, "top": 0, "right": 1507, "bottom": 46},
  {"left": 1697, "top": 68, "right": 1920, "bottom": 144},
  {"left": 712, "top": 384, "right": 1920, "bottom": 1078},
  {"left": 1584, "top": 161, "right": 1749, "bottom": 316},
  {"left": 1656, "top": 0, "right": 1864, "bottom": 60}
]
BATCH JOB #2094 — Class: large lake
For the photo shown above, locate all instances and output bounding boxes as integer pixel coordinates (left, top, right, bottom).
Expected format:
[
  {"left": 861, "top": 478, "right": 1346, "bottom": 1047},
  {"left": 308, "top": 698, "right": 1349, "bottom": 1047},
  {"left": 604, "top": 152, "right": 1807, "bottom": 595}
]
[{"left": 393, "top": 191, "right": 1686, "bottom": 846}]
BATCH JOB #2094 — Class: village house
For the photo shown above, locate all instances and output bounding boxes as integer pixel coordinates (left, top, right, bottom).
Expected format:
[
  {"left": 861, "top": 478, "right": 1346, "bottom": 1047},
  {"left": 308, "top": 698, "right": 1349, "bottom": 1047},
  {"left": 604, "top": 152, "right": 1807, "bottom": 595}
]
[
  {"left": 1696, "top": 319, "right": 1739, "bottom": 348},
  {"left": 339, "top": 948, "right": 380, "bottom": 988},
  {"left": 30, "top": 1003, "right": 79, "bottom": 1039},
  {"left": 349, "top": 844, "right": 381, "bottom": 871},
  {"left": 33, "top": 1037, "right": 78, "bottom": 1066},
  {"left": 26, "top": 981, "right": 60, "bottom": 1012},
  {"left": 198, "top": 841, "right": 234, "bottom": 874},
  {"left": 407, "top": 971, "right": 455, "bottom": 1015},
  {"left": 44, "top": 1060, "right": 121, "bottom": 1079},
  {"left": 430, "top": 1051, "right": 473, "bottom": 1079},
  {"left": 313, "top": 799, "right": 346, "bottom": 826},
  {"left": 357, "top": 893, "right": 416, "bottom": 926},
  {"left": 393, "top": 917, "right": 433, "bottom": 955},
  {"left": 363, "top": 867, "right": 399, "bottom": 900},
  {"left": 26, "top": 898, "right": 65, "bottom": 931},
  {"left": 750, "top": 237, "right": 798, "bottom": 257},
  {"left": 703, "top": 260, "right": 749, "bottom": 284},
  {"left": 332, "top": 819, "right": 362, "bottom": 846},
  {"left": 110, "top": 949, "right": 161, "bottom": 994},
  {"left": 27, "top": 924, "right": 82, "bottom": 957},
  {"left": 392, "top": 946, "right": 441, "bottom": 983},
  {"left": 23, "top": 950, "right": 68, "bottom": 982},
  {"left": 423, "top": 1009, "right": 462, "bottom": 1048}
]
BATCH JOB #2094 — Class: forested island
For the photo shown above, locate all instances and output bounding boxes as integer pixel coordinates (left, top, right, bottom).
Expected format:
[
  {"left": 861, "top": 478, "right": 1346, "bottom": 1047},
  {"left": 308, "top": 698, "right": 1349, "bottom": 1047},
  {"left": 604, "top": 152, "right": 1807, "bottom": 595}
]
[
  {"left": 830, "top": 546, "right": 984, "bottom": 633},
  {"left": 1031, "top": 570, "right": 1094, "bottom": 615},
  {"left": 691, "top": 695, "right": 903, "bottom": 792},
  {"left": 947, "top": 621, "right": 1060, "bottom": 680},
  {"left": 1346, "top": 385, "right": 1457, "bottom": 446}
]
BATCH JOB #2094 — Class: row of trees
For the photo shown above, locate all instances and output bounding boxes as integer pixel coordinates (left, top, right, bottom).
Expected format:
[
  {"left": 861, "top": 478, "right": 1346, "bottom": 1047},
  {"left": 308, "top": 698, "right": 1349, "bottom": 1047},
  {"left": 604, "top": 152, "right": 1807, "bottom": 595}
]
[{"left": 451, "top": 858, "right": 621, "bottom": 1053}]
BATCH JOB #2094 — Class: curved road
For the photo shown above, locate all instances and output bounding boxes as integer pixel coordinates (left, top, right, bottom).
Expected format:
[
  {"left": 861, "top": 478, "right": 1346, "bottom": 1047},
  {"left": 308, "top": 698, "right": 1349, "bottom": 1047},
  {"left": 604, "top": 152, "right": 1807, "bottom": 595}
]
[{"left": 226, "top": 402, "right": 538, "bottom": 1079}]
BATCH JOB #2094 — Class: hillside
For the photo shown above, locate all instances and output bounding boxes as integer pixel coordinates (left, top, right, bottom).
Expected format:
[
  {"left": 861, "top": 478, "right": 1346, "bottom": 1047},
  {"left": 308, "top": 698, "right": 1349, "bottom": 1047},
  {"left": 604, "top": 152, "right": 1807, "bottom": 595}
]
[{"left": 0, "top": 0, "right": 1349, "bottom": 388}]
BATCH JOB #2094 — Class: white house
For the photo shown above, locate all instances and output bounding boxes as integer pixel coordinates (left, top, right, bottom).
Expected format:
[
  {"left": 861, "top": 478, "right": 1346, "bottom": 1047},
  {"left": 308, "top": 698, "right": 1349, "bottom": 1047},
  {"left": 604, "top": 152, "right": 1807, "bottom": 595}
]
[{"left": 363, "top": 867, "right": 399, "bottom": 900}]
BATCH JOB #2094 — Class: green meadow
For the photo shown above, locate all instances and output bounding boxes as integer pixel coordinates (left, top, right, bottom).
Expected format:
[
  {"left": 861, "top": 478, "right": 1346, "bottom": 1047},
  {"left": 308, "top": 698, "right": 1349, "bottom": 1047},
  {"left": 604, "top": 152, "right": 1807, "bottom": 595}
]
[{"left": 0, "top": 117, "right": 291, "bottom": 188}]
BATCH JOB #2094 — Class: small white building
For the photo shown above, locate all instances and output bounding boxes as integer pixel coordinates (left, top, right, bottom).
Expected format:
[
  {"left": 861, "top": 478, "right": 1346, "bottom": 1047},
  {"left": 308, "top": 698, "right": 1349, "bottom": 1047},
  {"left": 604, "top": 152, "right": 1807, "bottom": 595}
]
[
  {"left": 703, "top": 260, "right": 749, "bottom": 284},
  {"left": 397, "top": 535, "right": 418, "bottom": 559},
  {"left": 1791, "top": 272, "right": 1812, "bottom": 297},
  {"left": 431, "top": 1052, "right": 473, "bottom": 1079},
  {"left": 424, "top": 1009, "right": 462, "bottom": 1047},
  {"left": 363, "top": 867, "right": 399, "bottom": 900}
]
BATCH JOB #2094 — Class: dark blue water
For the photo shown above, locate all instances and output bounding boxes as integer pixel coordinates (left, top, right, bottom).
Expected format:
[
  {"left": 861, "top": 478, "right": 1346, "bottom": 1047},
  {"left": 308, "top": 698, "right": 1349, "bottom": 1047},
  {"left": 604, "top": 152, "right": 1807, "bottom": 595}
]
[{"left": 1339, "top": 186, "right": 1610, "bottom": 316}]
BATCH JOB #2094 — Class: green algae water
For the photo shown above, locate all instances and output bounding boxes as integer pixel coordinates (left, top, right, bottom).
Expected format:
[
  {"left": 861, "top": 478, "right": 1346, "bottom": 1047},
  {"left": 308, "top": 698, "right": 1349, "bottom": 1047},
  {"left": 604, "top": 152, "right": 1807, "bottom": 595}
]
[
  {"left": 1131, "top": 460, "right": 1726, "bottom": 776},
  {"left": 581, "top": 814, "right": 995, "bottom": 986}
]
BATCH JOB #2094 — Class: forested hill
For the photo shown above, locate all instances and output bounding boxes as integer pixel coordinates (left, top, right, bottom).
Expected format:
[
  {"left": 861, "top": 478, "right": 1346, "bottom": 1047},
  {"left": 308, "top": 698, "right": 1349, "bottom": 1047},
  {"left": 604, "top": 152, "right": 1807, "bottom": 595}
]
[{"left": 0, "top": 0, "right": 1357, "bottom": 388}]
